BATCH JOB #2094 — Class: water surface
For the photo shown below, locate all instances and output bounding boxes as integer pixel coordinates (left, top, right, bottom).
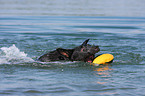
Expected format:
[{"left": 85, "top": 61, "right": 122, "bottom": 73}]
[
  {"left": 0, "top": 0, "right": 145, "bottom": 95},
  {"left": 0, "top": 16, "right": 145, "bottom": 96},
  {"left": 0, "top": 0, "right": 145, "bottom": 17}
]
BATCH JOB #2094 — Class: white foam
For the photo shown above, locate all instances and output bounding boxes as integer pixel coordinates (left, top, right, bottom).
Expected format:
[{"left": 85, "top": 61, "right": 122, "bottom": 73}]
[{"left": 0, "top": 44, "right": 34, "bottom": 64}]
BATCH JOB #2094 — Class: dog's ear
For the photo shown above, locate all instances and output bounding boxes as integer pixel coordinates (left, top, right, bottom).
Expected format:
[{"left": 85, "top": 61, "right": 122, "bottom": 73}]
[
  {"left": 81, "top": 39, "right": 89, "bottom": 46},
  {"left": 57, "top": 48, "right": 74, "bottom": 57}
]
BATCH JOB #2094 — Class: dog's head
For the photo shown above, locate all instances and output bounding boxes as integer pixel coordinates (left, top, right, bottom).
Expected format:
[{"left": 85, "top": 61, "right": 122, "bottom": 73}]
[{"left": 71, "top": 39, "right": 100, "bottom": 62}]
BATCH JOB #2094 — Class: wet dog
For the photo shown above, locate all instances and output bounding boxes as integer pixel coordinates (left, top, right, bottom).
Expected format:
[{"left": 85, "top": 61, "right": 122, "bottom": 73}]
[{"left": 38, "top": 39, "right": 100, "bottom": 62}]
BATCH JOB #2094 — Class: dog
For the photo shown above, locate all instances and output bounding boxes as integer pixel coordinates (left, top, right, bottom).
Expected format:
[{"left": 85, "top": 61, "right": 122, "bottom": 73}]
[{"left": 38, "top": 39, "right": 100, "bottom": 62}]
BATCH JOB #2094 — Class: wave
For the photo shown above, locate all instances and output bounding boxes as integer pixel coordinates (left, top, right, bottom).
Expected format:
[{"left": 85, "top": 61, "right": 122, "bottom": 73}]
[{"left": 0, "top": 44, "right": 34, "bottom": 64}]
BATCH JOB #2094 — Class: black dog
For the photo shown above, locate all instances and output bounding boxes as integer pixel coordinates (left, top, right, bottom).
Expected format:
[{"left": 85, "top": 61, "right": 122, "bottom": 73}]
[{"left": 38, "top": 39, "right": 100, "bottom": 62}]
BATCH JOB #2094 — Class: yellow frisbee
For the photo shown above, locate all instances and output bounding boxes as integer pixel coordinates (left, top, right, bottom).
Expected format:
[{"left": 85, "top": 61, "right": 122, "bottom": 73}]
[{"left": 93, "top": 54, "right": 114, "bottom": 65}]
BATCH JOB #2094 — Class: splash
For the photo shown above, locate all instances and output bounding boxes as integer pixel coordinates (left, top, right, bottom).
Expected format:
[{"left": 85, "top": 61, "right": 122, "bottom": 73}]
[
  {"left": 0, "top": 45, "right": 85, "bottom": 67},
  {"left": 0, "top": 44, "right": 34, "bottom": 64}
]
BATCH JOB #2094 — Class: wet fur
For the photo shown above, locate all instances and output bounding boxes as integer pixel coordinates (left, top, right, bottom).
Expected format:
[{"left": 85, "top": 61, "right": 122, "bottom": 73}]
[{"left": 38, "top": 39, "right": 100, "bottom": 62}]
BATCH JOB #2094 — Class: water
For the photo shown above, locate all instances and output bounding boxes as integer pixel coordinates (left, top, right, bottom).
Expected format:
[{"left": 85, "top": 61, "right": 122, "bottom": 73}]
[
  {"left": 0, "top": 0, "right": 145, "bottom": 96},
  {"left": 0, "top": 16, "right": 145, "bottom": 96},
  {"left": 0, "top": 0, "right": 145, "bottom": 17}
]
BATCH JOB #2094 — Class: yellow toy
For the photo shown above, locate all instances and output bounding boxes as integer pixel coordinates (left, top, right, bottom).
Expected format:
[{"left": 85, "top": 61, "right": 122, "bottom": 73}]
[{"left": 92, "top": 54, "right": 114, "bottom": 65}]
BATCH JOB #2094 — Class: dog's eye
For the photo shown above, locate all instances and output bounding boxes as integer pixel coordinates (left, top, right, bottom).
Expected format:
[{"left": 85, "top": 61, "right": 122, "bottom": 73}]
[
  {"left": 81, "top": 48, "right": 84, "bottom": 52},
  {"left": 81, "top": 48, "right": 87, "bottom": 52},
  {"left": 58, "top": 56, "right": 65, "bottom": 60}
]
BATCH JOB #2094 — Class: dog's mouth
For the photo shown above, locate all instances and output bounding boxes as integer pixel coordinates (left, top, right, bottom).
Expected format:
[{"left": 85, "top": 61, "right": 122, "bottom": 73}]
[
  {"left": 95, "top": 46, "right": 100, "bottom": 53},
  {"left": 85, "top": 55, "right": 94, "bottom": 63},
  {"left": 85, "top": 47, "right": 100, "bottom": 63}
]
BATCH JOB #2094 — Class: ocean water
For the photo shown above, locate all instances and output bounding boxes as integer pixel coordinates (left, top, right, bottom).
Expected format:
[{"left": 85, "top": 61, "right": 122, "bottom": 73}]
[
  {"left": 0, "top": 16, "right": 145, "bottom": 96},
  {"left": 0, "top": 0, "right": 145, "bottom": 96}
]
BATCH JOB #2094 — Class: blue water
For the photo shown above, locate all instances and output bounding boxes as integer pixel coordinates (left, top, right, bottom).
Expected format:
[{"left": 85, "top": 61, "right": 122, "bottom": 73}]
[
  {"left": 0, "top": 0, "right": 145, "bottom": 95},
  {"left": 0, "top": 16, "right": 145, "bottom": 96}
]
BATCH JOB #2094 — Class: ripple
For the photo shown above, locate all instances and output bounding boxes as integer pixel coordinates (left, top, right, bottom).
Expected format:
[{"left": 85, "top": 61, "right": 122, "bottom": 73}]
[
  {"left": 45, "top": 87, "right": 74, "bottom": 93},
  {"left": 72, "top": 25, "right": 139, "bottom": 29},
  {"left": 24, "top": 90, "right": 43, "bottom": 93},
  {"left": 84, "top": 88, "right": 116, "bottom": 92},
  {"left": 0, "top": 90, "right": 18, "bottom": 95}
]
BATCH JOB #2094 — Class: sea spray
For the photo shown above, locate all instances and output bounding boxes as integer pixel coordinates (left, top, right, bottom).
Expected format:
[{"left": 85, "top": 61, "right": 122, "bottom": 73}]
[{"left": 0, "top": 44, "right": 34, "bottom": 64}]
